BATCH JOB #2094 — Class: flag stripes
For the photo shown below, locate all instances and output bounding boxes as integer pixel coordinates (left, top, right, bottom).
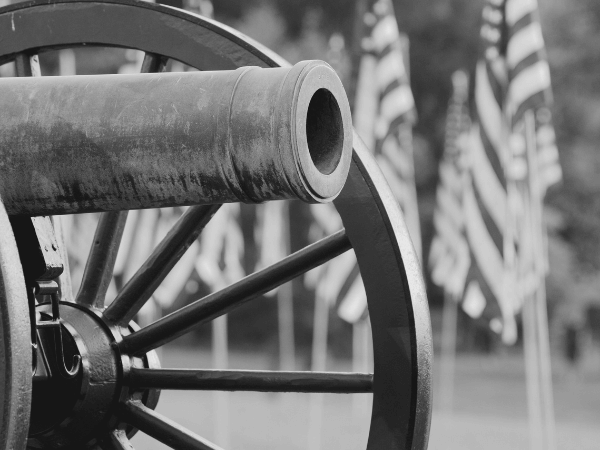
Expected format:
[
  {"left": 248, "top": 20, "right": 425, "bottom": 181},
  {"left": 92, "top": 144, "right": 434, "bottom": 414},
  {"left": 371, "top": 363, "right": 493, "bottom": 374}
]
[
  {"left": 474, "top": 63, "right": 505, "bottom": 174},
  {"left": 505, "top": 0, "right": 553, "bottom": 124},
  {"left": 460, "top": 0, "right": 519, "bottom": 341},
  {"left": 506, "top": 22, "right": 544, "bottom": 70},
  {"left": 362, "top": 0, "right": 421, "bottom": 261},
  {"left": 469, "top": 119, "right": 506, "bottom": 236},
  {"left": 448, "top": 0, "right": 561, "bottom": 343},
  {"left": 308, "top": 0, "right": 420, "bottom": 324},
  {"left": 505, "top": 0, "right": 561, "bottom": 282}
]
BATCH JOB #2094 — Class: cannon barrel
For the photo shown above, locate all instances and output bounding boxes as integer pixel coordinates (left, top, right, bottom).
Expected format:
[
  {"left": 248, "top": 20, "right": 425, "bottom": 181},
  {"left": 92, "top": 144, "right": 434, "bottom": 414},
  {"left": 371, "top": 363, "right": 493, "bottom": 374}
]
[{"left": 0, "top": 60, "right": 352, "bottom": 216}]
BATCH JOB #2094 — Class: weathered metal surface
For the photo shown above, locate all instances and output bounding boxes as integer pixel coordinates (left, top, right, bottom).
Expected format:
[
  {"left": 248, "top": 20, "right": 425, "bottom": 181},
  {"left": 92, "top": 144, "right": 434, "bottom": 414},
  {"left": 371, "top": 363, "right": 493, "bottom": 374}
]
[
  {"left": 76, "top": 52, "right": 167, "bottom": 310},
  {"left": 34, "top": 281, "right": 81, "bottom": 379},
  {"left": 30, "top": 302, "right": 117, "bottom": 446},
  {"left": 0, "top": 60, "right": 352, "bottom": 216},
  {"left": 129, "top": 368, "right": 373, "bottom": 393}
]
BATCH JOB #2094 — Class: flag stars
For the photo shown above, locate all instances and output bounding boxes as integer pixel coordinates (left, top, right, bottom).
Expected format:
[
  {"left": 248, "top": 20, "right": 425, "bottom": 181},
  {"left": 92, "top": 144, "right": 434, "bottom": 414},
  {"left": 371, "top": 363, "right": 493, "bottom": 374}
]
[
  {"left": 537, "top": 126, "right": 555, "bottom": 147},
  {"left": 486, "top": 46, "right": 500, "bottom": 60},
  {"left": 481, "top": 24, "right": 501, "bottom": 44},
  {"left": 536, "top": 107, "right": 552, "bottom": 124},
  {"left": 363, "top": 12, "right": 377, "bottom": 27},
  {"left": 483, "top": 6, "right": 504, "bottom": 25},
  {"left": 373, "top": 0, "right": 390, "bottom": 17},
  {"left": 361, "top": 36, "right": 375, "bottom": 53}
]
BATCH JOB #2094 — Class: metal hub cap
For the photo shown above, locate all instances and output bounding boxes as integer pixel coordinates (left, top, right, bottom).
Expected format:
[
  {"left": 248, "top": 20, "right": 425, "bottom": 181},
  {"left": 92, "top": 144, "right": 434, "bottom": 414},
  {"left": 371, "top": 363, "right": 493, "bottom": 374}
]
[{"left": 29, "top": 302, "right": 159, "bottom": 449}]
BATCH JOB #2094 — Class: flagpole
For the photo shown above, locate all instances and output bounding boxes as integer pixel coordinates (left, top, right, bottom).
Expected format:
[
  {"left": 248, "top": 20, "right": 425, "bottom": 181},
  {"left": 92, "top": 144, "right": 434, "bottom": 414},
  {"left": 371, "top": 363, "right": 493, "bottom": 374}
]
[
  {"left": 502, "top": 77, "right": 544, "bottom": 450},
  {"left": 523, "top": 288, "right": 545, "bottom": 450},
  {"left": 212, "top": 315, "right": 230, "bottom": 448},
  {"left": 277, "top": 280, "right": 295, "bottom": 369},
  {"left": 307, "top": 294, "right": 329, "bottom": 450},
  {"left": 277, "top": 202, "right": 296, "bottom": 371},
  {"left": 438, "top": 290, "right": 458, "bottom": 413},
  {"left": 524, "top": 109, "right": 556, "bottom": 450},
  {"left": 58, "top": 49, "right": 76, "bottom": 76}
]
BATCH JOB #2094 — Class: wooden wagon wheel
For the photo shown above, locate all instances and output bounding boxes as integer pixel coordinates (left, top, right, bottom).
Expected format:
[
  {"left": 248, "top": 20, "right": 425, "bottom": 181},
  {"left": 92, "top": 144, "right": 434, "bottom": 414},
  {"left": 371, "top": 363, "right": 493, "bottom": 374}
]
[{"left": 0, "top": 1, "right": 432, "bottom": 449}]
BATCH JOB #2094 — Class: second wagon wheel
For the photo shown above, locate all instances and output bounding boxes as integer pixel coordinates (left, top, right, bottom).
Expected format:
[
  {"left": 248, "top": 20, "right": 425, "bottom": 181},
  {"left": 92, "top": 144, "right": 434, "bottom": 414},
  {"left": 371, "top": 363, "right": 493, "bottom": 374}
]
[{"left": 0, "top": 0, "right": 432, "bottom": 449}]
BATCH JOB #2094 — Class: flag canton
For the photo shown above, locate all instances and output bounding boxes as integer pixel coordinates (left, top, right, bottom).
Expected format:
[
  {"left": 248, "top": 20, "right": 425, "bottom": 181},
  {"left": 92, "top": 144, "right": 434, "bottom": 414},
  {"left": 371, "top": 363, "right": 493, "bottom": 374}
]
[
  {"left": 429, "top": 70, "right": 471, "bottom": 299},
  {"left": 480, "top": 0, "right": 507, "bottom": 62},
  {"left": 444, "top": 71, "right": 470, "bottom": 163}
]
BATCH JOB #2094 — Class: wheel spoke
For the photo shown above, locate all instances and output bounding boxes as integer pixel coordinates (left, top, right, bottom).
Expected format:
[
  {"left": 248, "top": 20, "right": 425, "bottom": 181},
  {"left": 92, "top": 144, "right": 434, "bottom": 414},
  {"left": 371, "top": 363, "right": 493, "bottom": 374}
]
[
  {"left": 120, "top": 229, "right": 351, "bottom": 355},
  {"left": 140, "top": 52, "right": 168, "bottom": 73},
  {"left": 76, "top": 211, "right": 128, "bottom": 308},
  {"left": 103, "top": 205, "right": 221, "bottom": 324},
  {"left": 99, "top": 430, "right": 135, "bottom": 450},
  {"left": 118, "top": 400, "right": 224, "bottom": 450},
  {"left": 129, "top": 368, "right": 373, "bottom": 393},
  {"left": 14, "top": 53, "right": 41, "bottom": 77}
]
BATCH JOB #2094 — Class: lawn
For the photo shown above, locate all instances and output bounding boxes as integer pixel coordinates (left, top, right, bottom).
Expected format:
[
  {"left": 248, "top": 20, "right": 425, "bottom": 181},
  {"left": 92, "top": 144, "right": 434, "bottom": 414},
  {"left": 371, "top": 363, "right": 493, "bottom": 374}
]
[{"left": 131, "top": 346, "right": 600, "bottom": 449}]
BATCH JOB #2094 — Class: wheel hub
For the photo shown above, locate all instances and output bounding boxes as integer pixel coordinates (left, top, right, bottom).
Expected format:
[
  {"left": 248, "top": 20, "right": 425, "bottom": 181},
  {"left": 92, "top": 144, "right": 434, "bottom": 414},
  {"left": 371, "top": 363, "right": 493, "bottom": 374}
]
[{"left": 28, "top": 302, "right": 160, "bottom": 449}]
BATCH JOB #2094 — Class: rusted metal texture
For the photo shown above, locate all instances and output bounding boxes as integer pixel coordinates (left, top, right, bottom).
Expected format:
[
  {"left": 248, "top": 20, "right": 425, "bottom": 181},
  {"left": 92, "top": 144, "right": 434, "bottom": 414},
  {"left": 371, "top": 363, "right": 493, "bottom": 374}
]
[{"left": 0, "top": 60, "right": 352, "bottom": 216}]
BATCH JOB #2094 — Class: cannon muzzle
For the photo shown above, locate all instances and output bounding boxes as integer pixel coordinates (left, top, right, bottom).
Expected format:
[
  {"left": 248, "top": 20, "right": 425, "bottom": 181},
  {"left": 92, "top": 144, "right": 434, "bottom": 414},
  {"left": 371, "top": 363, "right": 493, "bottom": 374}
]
[{"left": 0, "top": 61, "right": 352, "bottom": 216}]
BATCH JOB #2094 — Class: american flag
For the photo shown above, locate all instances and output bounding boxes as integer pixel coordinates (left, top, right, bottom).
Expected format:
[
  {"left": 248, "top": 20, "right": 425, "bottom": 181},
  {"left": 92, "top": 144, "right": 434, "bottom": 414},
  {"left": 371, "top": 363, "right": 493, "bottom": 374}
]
[
  {"left": 505, "top": 0, "right": 561, "bottom": 303},
  {"left": 460, "top": 0, "right": 517, "bottom": 342},
  {"left": 307, "top": 0, "right": 421, "bottom": 324},
  {"left": 429, "top": 70, "right": 471, "bottom": 301},
  {"left": 504, "top": 0, "right": 561, "bottom": 197},
  {"left": 460, "top": 0, "right": 561, "bottom": 343},
  {"left": 354, "top": 0, "right": 421, "bottom": 261}
]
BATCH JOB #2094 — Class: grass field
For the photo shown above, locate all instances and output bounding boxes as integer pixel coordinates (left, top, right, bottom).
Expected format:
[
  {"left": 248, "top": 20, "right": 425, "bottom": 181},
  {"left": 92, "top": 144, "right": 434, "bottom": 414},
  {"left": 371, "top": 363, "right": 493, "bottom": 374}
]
[{"left": 131, "top": 346, "right": 600, "bottom": 449}]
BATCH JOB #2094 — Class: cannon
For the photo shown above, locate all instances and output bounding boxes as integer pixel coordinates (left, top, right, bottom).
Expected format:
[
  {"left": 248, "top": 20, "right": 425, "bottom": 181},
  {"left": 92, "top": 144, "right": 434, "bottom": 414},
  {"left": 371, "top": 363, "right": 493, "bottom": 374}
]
[{"left": 0, "top": 1, "right": 432, "bottom": 450}]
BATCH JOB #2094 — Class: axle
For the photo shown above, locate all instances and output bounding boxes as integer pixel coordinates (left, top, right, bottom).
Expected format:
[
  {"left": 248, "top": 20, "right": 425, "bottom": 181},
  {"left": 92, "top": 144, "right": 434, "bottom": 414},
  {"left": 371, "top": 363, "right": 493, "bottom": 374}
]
[{"left": 0, "top": 60, "right": 352, "bottom": 215}]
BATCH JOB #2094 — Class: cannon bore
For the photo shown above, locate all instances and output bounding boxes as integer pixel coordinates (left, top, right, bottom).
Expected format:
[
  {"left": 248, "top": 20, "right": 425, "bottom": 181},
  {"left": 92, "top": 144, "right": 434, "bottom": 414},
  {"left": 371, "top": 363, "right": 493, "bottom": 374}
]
[{"left": 0, "top": 60, "right": 352, "bottom": 215}]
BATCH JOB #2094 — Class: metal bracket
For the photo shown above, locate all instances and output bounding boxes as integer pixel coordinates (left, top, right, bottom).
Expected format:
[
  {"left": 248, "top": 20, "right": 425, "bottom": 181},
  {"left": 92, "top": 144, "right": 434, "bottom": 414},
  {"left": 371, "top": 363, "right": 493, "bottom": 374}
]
[{"left": 34, "top": 281, "right": 81, "bottom": 379}]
